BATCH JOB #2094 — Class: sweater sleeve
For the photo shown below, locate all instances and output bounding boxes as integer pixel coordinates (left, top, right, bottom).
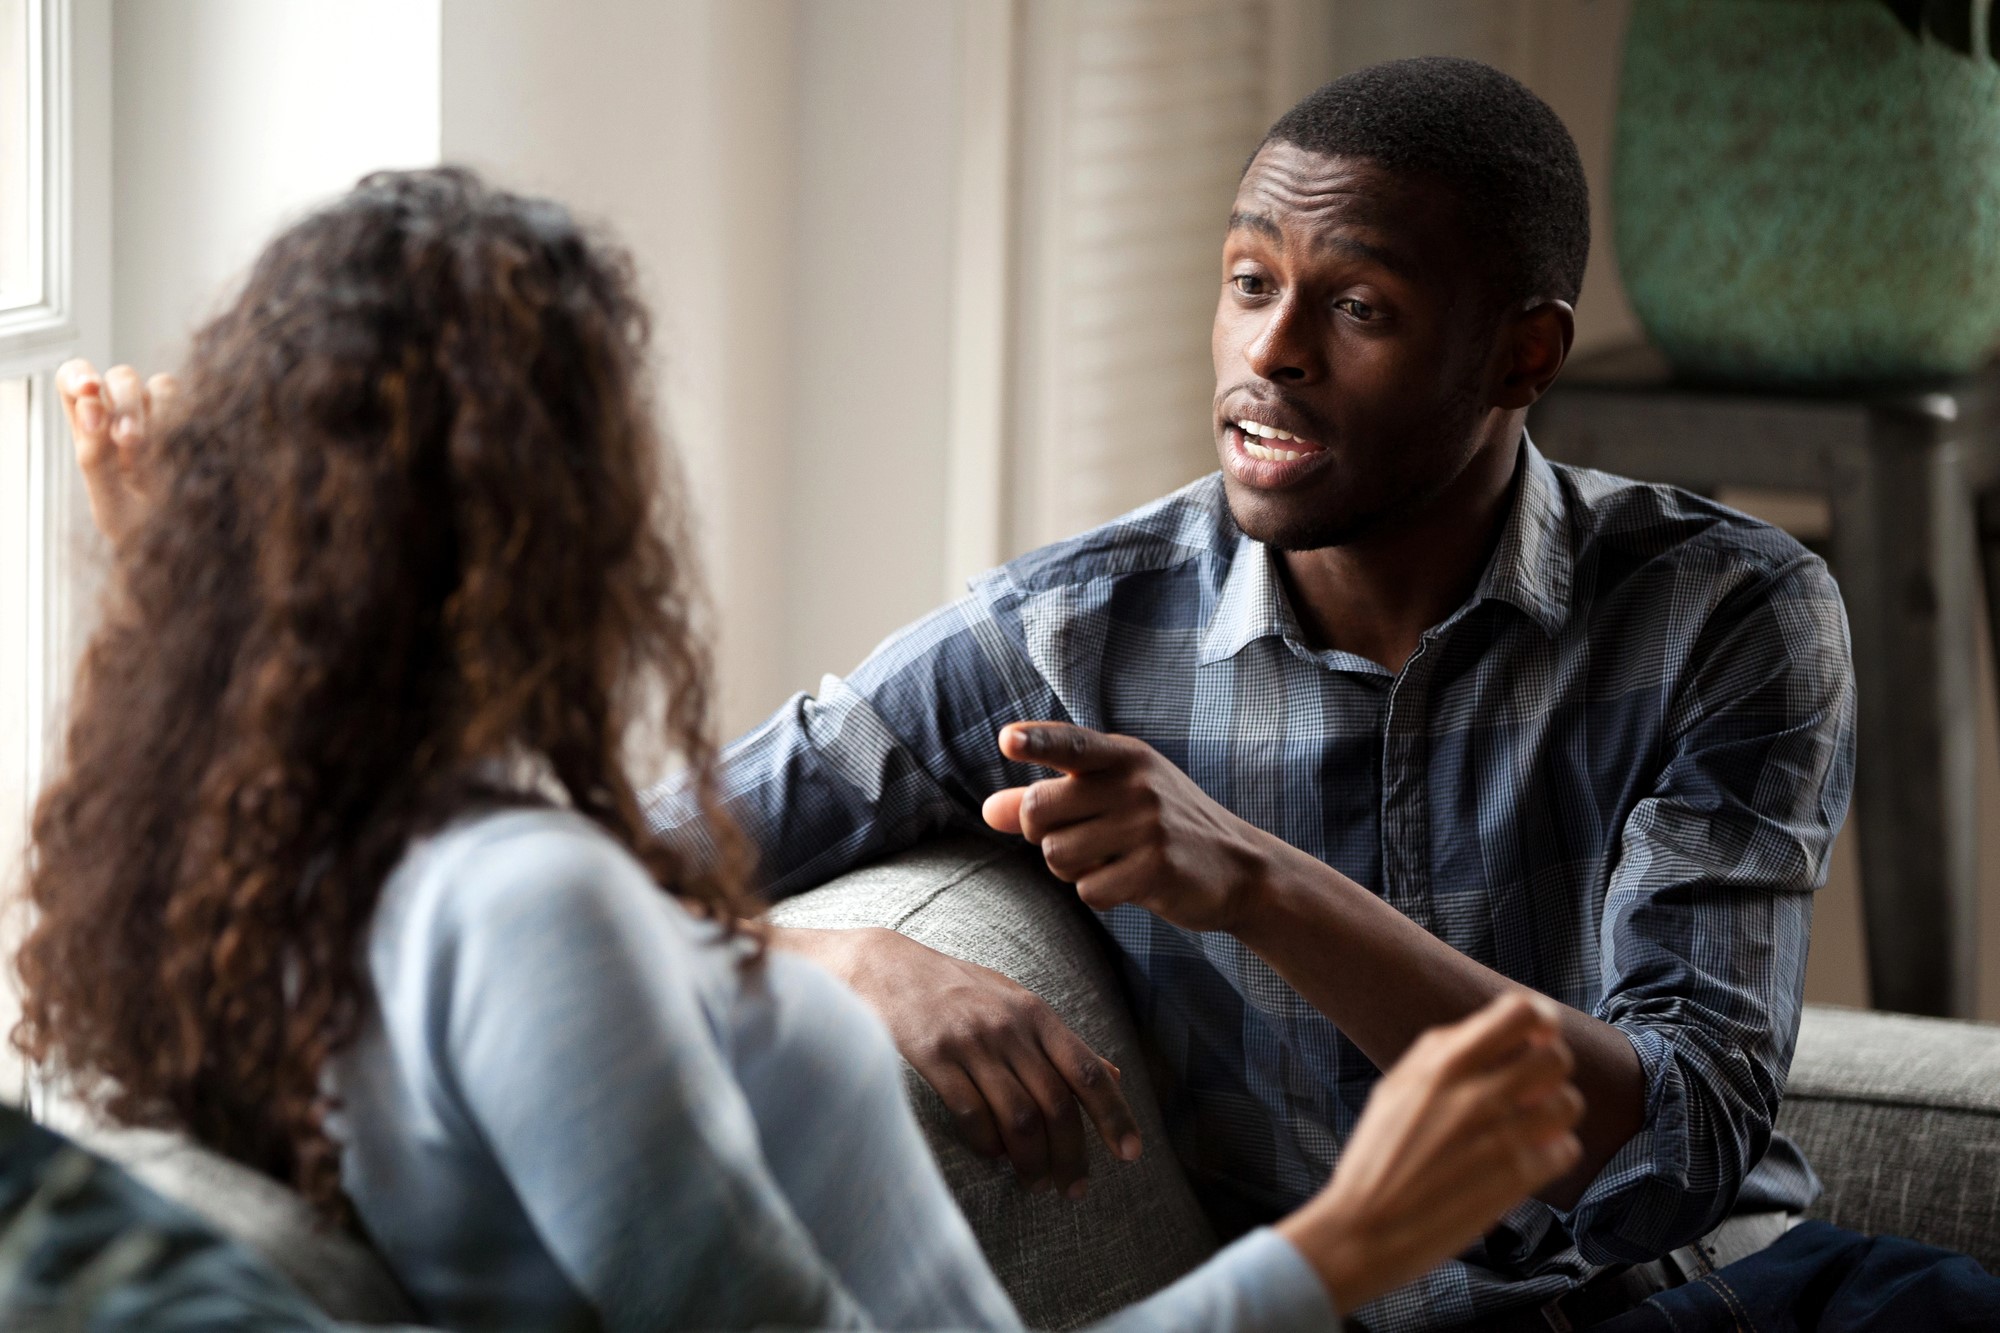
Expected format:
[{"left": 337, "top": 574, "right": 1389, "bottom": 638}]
[
  {"left": 417, "top": 818, "right": 878, "bottom": 1331},
  {"left": 1086, "top": 1229, "right": 1338, "bottom": 1333}
]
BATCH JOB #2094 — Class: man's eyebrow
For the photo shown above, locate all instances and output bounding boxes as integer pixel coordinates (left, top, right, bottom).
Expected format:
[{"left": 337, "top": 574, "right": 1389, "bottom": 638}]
[
  {"left": 1324, "top": 234, "right": 1416, "bottom": 278},
  {"left": 1226, "top": 210, "right": 1415, "bottom": 278},
  {"left": 1226, "top": 210, "right": 1284, "bottom": 243}
]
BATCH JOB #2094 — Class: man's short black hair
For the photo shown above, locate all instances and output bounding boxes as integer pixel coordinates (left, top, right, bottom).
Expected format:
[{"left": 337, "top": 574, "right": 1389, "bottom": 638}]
[{"left": 1259, "top": 56, "right": 1589, "bottom": 307}]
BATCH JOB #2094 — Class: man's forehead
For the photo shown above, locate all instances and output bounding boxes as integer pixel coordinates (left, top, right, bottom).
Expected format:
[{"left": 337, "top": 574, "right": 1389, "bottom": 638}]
[
  {"left": 1232, "top": 146, "right": 1411, "bottom": 229},
  {"left": 1228, "top": 145, "right": 1452, "bottom": 269}
]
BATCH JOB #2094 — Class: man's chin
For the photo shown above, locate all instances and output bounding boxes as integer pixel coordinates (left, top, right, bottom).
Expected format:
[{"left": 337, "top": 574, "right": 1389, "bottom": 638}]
[{"left": 1221, "top": 477, "right": 1372, "bottom": 552}]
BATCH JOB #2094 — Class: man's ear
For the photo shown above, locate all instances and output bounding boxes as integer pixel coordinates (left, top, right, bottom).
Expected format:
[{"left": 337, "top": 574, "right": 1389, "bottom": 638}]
[{"left": 1491, "top": 299, "right": 1575, "bottom": 411}]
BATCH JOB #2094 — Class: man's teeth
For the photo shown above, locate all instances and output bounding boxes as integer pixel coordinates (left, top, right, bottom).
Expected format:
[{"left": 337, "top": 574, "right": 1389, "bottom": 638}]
[
  {"left": 1235, "top": 420, "right": 1307, "bottom": 462},
  {"left": 1243, "top": 441, "right": 1302, "bottom": 461},
  {"left": 1236, "top": 421, "right": 1306, "bottom": 462}
]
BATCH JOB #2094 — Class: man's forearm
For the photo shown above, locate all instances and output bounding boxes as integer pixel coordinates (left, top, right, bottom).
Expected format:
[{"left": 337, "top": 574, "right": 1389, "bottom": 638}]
[
  {"left": 981, "top": 719, "right": 1648, "bottom": 1210},
  {"left": 1230, "top": 840, "right": 1645, "bottom": 1210}
]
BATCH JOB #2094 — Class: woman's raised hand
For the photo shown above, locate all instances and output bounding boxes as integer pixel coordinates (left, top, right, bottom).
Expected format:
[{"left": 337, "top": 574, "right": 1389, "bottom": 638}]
[
  {"left": 56, "top": 359, "right": 176, "bottom": 545},
  {"left": 1277, "top": 992, "right": 1585, "bottom": 1315}
]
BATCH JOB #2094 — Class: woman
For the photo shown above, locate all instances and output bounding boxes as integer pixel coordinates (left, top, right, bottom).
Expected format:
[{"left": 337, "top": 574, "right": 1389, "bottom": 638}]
[{"left": 25, "top": 169, "right": 1581, "bottom": 1330}]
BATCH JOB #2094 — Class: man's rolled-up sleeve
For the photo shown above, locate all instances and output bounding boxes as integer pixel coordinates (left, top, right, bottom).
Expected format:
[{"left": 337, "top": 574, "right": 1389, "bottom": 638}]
[{"left": 1568, "top": 554, "right": 1855, "bottom": 1265}]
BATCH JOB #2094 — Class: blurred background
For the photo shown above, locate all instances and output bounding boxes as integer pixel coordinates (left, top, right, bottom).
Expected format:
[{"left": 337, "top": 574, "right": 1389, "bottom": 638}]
[{"left": 2, "top": 0, "right": 1997, "bottom": 1039}]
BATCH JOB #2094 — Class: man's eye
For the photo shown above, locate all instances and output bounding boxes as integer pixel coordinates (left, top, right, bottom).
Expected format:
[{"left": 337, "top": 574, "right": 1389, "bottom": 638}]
[
  {"left": 1335, "top": 298, "right": 1377, "bottom": 320},
  {"left": 1231, "top": 274, "right": 1269, "bottom": 296}
]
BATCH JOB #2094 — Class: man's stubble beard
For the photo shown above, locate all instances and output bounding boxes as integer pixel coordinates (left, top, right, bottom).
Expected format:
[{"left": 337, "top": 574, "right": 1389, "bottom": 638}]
[{"left": 1228, "top": 382, "right": 1492, "bottom": 555}]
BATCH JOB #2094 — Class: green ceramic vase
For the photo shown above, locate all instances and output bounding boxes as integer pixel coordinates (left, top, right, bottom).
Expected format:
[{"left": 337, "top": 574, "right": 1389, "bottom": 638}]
[{"left": 1614, "top": 0, "right": 2000, "bottom": 385}]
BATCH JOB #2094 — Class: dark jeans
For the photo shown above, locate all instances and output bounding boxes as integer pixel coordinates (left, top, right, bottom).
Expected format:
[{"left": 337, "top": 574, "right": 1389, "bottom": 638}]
[{"left": 1594, "top": 1220, "right": 2000, "bottom": 1333}]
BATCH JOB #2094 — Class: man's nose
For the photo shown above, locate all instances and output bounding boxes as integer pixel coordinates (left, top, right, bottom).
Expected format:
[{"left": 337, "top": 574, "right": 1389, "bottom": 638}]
[{"left": 1244, "top": 295, "right": 1324, "bottom": 384}]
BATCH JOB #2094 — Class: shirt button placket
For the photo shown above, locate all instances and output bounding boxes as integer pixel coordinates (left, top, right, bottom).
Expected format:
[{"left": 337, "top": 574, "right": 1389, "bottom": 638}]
[{"left": 1380, "top": 642, "right": 1438, "bottom": 935}]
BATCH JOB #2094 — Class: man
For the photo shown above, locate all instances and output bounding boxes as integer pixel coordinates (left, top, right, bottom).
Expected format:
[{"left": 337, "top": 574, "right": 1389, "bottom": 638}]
[{"left": 649, "top": 58, "right": 1854, "bottom": 1330}]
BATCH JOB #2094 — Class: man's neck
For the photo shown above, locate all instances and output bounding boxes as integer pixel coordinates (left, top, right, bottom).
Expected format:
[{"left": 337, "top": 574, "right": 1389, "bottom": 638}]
[{"left": 1278, "top": 431, "right": 1524, "bottom": 674}]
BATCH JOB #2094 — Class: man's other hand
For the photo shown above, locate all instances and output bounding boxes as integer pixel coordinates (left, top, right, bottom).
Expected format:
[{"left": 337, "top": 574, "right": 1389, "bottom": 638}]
[
  {"left": 770, "top": 925, "right": 1142, "bottom": 1198},
  {"left": 983, "top": 722, "right": 1278, "bottom": 934},
  {"left": 57, "top": 359, "right": 176, "bottom": 545}
]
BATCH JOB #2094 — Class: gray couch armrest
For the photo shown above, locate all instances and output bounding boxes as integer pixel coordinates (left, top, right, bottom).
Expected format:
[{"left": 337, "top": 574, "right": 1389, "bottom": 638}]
[
  {"left": 768, "top": 834, "right": 1218, "bottom": 1331},
  {"left": 1778, "top": 1005, "right": 2000, "bottom": 1273}
]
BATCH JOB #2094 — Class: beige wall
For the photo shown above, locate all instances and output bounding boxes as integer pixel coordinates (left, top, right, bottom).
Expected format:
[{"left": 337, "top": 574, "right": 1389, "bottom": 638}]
[
  {"left": 439, "top": 0, "right": 803, "bottom": 738},
  {"left": 439, "top": 0, "right": 968, "bottom": 729},
  {"left": 781, "top": 1, "right": 962, "bottom": 694},
  {"left": 110, "top": 0, "right": 441, "bottom": 370}
]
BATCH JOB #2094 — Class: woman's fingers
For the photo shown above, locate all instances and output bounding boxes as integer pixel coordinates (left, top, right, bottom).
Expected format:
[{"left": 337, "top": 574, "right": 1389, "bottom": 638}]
[
  {"left": 1491, "top": 1084, "right": 1585, "bottom": 1177},
  {"left": 1529, "top": 1130, "right": 1584, "bottom": 1182},
  {"left": 145, "top": 372, "right": 180, "bottom": 424},
  {"left": 1277, "top": 998, "right": 1587, "bottom": 1316},
  {"left": 1519, "top": 1080, "right": 1586, "bottom": 1140},
  {"left": 1275, "top": 997, "right": 1588, "bottom": 1314},
  {"left": 56, "top": 357, "right": 101, "bottom": 414},
  {"left": 102, "top": 364, "right": 147, "bottom": 441},
  {"left": 1455, "top": 1030, "right": 1574, "bottom": 1118},
  {"left": 57, "top": 358, "right": 110, "bottom": 464},
  {"left": 59, "top": 361, "right": 168, "bottom": 544},
  {"left": 1420, "top": 991, "right": 1563, "bottom": 1080},
  {"left": 1443, "top": 1082, "right": 1585, "bottom": 1220}
]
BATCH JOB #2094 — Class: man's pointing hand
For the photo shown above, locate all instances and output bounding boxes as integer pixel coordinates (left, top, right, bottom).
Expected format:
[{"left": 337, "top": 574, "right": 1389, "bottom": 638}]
[{"left": 983, "top": 722, "right": 1284, "bottom": 935}]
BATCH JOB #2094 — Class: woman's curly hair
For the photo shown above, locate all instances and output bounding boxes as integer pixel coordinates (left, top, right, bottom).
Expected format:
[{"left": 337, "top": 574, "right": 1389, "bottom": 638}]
[{"left": 13, "top": 167, "right": 756, "bottom": 1219}]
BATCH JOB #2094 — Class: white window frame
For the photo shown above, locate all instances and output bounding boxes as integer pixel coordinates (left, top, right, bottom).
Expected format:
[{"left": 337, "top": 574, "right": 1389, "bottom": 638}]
[
  {"left": 2, "top": 0, "right": 104, "bottom": 823},
  {"left": 0, "top": 0, "right": 108, "bottom": 1106}
]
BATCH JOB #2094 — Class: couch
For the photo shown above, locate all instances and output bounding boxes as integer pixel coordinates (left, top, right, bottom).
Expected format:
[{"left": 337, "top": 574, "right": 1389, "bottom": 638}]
[{"left": 61, "top": 836, "right": 2000, "bottom": 1329}]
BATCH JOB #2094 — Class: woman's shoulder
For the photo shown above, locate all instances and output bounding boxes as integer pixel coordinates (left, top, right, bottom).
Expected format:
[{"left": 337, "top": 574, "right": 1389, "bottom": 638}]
[
  {"left": 368, "top": 806, "right": 894, "bottom": 1080},
  {"left": 409, "top": 804, "right": 637, "bottom": 885},
  {"left": 374, "top": 806, "right": 725, "bottom": 979}
]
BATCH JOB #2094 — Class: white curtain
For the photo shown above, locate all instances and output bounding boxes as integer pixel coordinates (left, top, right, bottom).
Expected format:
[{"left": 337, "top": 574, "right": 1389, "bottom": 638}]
[{"left": 1008, "top": 0, "right": 1328, "bottom": 551}]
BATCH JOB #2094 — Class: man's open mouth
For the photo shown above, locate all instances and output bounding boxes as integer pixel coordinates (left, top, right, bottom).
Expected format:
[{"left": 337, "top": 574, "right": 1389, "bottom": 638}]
[{"left": 1230, "top": 418, "right": 1323, "bottom": 461}]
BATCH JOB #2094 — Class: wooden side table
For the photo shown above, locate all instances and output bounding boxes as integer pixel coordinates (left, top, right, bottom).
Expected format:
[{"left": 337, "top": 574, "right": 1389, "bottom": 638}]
[{"left": 1529, "top": 346, "right": 2000, "bottom": 1018}]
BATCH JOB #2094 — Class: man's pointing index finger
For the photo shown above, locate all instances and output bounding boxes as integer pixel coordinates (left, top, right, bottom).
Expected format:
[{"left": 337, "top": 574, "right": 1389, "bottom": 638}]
[{"left": 998, "top": 722, "right": 1127, "bottom": 775}]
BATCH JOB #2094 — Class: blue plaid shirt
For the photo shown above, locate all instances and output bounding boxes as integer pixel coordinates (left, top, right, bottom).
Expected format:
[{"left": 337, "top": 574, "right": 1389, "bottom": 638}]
[{"left": 644, "top": 442, "right": 1856, "bottom": 1330}]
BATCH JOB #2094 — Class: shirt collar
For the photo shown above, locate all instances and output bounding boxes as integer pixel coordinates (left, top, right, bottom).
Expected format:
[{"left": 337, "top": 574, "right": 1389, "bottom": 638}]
[
  {"left": 1199, "top": 530, "right": 1300, "bottom": 667},
  {"left": 1197, "top": 437, "right": 1572, "bottom": 668},
  {"left": 1476, "top": 437, "right": 1573, "bottom": 638}
]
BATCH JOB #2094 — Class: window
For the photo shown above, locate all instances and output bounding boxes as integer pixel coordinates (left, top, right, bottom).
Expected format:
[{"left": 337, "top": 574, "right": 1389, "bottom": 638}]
[
  {"left": 0, "top": 0, "right": 107, "bottom": 1102},
  {"left": 0, "top": 376, "right": 28, "bottom": 881},
  {"left": 0, "top": 0, "right": 35, "bottom": 315}
]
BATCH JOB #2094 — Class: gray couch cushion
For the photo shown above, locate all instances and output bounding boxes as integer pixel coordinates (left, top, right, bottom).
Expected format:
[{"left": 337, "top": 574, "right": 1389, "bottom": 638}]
[
  {"left": 1780, "top": 1005, "right": 2000, "bottom": 1274},
  {"left": 767, "top": 834, "right": 1219, "bottom": 1330}
]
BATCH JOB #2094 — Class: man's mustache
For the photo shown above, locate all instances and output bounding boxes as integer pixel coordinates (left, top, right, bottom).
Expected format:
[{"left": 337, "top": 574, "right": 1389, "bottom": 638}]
[{"left": 1217, "top": 385, "right": 1333, "bottom": 444}]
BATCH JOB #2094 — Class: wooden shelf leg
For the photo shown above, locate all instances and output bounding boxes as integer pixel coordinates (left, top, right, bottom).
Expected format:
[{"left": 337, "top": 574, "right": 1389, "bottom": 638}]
[{"left": 1829, "top": 427, "right": 1981, "bottom": 1017}]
